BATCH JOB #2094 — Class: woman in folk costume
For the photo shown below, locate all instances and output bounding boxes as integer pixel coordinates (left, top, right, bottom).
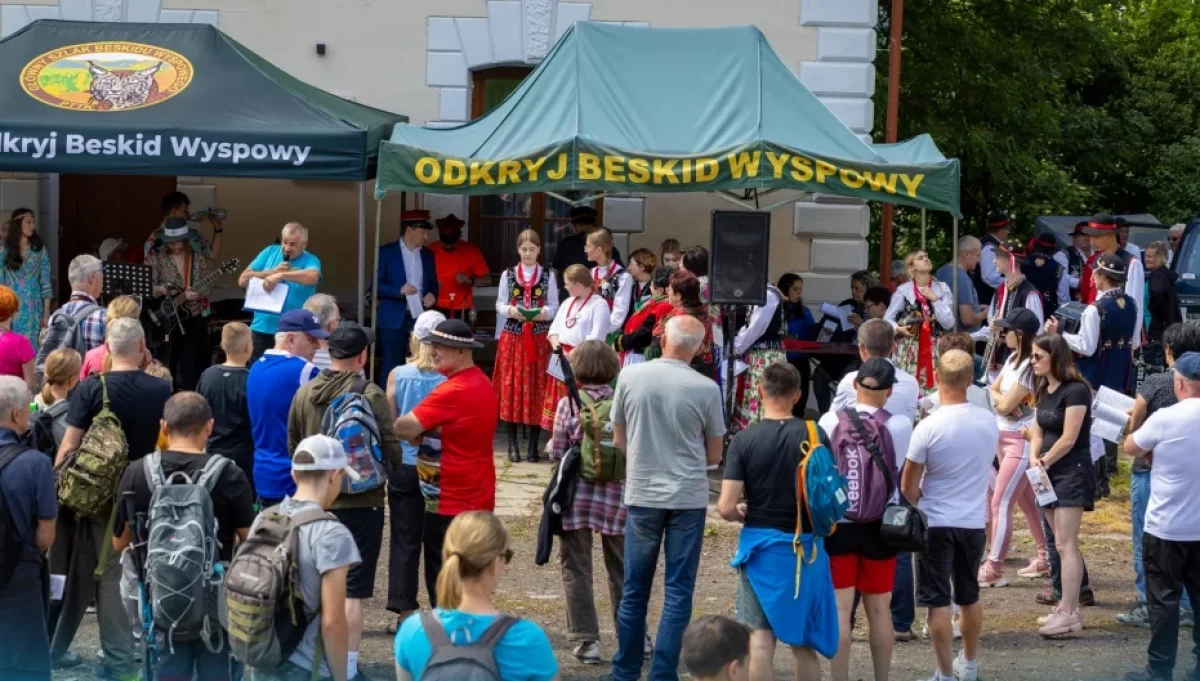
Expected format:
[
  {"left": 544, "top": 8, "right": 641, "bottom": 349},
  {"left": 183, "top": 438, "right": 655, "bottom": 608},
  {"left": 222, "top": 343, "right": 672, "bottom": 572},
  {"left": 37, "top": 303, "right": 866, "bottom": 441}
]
[
  {"left": 583, "top": 228, "right": 632, "bottom": 342},
  {"left": 646, "top": 269, "right": 718, "bottom": 380},
  {"left": 625, "top": 248, "right": 657, "bottom": 315},
  {"left": 494, "top": 229, "right": 560, "bottom": 463},
  {"left": 883, "top": 249, "right": 955, "bottom": 393},
  {"left": 681, "top": 246, "right": 725, "bottom": 383},
  {"left": 730, "top": 278, "right": 787, "bottom": 434},
  {"left": 616, "top": 265, "right": 674, "bottom": 367},
  {"left": 542, "top": 265, "right": 611, "bottom": 432}
]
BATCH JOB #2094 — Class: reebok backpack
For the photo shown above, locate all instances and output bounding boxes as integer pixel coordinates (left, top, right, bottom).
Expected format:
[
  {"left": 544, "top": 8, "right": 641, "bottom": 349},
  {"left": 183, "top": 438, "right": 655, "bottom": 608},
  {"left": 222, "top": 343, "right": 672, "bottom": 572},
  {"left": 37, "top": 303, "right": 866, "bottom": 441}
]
[
  {"left": 224, "top": 505, "right": 335, "bottom": 670},
  {"left": 143, "top": 452, "right": 230, "bottom": 646},
  {"left": 35, "top": 302, "right": 99, "bottom": 386},
  {"left": 56, "top": 374, "right": 128, "bottom": 517},
  {"left": 578, "top": 392, "right": 623, "bottom": 482},
  {"left": 418, "top": 611, "right": 520, "bottom": 681},
  {"left": 796, "top": 420, "right": 849, "bottom": 549},
  {"left": 321, "top": 378, "right": 387, "bottom": 494},
  {"left": 829, "top": 408, "right": 898, "bottom": 524},
  {"left": 0, "top": 443, "right": 31, "bottom": 591}
]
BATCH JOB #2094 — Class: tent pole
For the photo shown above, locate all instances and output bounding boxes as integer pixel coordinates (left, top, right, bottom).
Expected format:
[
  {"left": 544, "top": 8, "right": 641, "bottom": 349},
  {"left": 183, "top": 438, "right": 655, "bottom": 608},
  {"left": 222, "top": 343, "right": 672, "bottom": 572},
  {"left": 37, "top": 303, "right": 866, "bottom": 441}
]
[
  {"left": 879, "top": 0, "right": 906, "bottom": 284},
  {"left": 358, "top": 182, "right": 366, "bottom": 324},
  {"left": 921, "top": 208, "right": 927, "bottom": 251},
  {"left": 369, "top": 198, "right": 383, "bottom": 381},
  {"left": 952, "top": 217, "right": 959, "bottom": 328}
]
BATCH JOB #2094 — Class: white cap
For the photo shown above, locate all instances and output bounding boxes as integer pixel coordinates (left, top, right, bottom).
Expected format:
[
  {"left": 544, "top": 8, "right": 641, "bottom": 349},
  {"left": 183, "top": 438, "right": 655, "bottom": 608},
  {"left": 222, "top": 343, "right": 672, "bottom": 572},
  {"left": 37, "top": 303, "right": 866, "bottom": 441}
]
[
  {"left": 292, "top": 434, "right": 361, "bottom": 481},
  {"left": 413, "top": 310, "right": 446, "bottom": 342}
]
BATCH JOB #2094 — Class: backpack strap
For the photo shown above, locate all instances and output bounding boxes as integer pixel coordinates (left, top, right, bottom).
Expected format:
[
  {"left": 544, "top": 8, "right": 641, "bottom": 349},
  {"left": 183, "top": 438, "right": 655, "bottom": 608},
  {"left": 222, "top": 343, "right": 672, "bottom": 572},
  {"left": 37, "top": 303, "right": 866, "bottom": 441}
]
[
  {"left": 98, "top": 373, "right": 111, "bottom": 410},
  {"left": 795, "top": 421, "right": 821, "bottom": 566},
  {"left": 67, "top": 302, "right": 99, "bottom": 326},
  {"left": 476, "top": 614, "right": 519, "bottom": 649},
  {"left": 844, "top": 409, "right": 897, "bottom": 500},
  {"left": 349, "top": 376, "right": 370, "bottom": 396},
  {"left": 420, "top": 610, "right": 453, "bottom": 649},
  {"left": 0, "top": 443, "right": 28, "bottom": 475},
  {"left": 197, "top": 455, "right": 232, "bottom": 493},
  {"left": 143, "top": 451, "right": 165, "bottom": 492}
]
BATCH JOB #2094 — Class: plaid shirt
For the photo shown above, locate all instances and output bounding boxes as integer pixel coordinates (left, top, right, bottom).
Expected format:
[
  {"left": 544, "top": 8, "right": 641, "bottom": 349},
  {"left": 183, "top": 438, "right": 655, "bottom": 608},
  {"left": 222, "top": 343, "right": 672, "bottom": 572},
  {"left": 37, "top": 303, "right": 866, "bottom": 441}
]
[
  {"left": 549, "top": 385, "right": 627, "bottom": 535},
  {"left": 62, "top": 292, "right": 108, "bottom": 351}
]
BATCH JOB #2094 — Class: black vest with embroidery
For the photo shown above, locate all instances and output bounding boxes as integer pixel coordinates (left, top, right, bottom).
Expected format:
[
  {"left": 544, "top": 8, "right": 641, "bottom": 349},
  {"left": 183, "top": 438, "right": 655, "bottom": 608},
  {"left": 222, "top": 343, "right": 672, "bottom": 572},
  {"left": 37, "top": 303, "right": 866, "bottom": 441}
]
[
  {"left": 972, "top": 233, "right": 1002, "bottom": 306},
  {"left": 593, "top": 264, "right": 625, "bottom": 308},
  {"left": 1067, "top": 248, "right": 1086, "bottom": 291},
  {"left": 1021, "top": 253, "right": 1064, "bottom": 319},
  {"left": 734, "top": 287, "right": 785, "bottom": 352},
  {"left": 502, "top": 265, "right": 551, "bottom": 335},
  {"left": 1077, "top": 290, "right": 1137, "bottom": 393}
]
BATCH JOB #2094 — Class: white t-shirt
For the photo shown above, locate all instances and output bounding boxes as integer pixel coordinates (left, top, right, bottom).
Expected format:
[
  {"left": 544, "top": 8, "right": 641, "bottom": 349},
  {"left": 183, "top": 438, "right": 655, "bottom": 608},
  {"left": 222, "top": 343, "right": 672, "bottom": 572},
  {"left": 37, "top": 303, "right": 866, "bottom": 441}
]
[
  {"left": 920, "top": 385, "right": 992, "bottom": 415},
  {"left": 906, "top": 402, "right": 999, "bottom": 529},
  {"left": 1131, "top": 398, "right": 1200, "bottom": 541},
  {"left": 831, "top": 360, "right": 920, "bottom": 423},
  {"left": 993, "top": 356, "right": 1034, "bottom": 431},
  {"left": 818, "top": 404, "right": 914, "bottom": 471}
]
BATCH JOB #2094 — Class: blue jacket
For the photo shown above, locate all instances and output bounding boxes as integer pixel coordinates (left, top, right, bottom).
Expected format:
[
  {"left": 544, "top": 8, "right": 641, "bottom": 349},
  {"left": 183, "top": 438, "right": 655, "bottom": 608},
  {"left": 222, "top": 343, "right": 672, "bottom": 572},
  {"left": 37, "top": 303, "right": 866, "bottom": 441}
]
[{"left": 377, "top": 241, "right": 438, "bottom": 330}]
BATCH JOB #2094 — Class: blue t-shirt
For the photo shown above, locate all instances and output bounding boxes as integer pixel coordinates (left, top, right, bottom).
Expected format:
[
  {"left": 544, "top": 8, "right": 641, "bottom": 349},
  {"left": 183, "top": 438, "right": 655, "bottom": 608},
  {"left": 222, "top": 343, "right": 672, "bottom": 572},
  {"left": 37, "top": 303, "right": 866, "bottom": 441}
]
[
  {"left": 0, "top": 429, "right": 57, "bottom": 558},
  {"left": 247, "top": 245, "right": 323, "bottom": 334},
  {"left": 246, "top": 350, "right": 320, "bottom": 499},
  {"left": 391, "top": 364, "right": 446, "bottom": 466},
  {"left": 935, "top": 263, "right": 981, "bottom": 333},
  {"left": 394, "top": 609, "right": 558, "bottom": 681}
]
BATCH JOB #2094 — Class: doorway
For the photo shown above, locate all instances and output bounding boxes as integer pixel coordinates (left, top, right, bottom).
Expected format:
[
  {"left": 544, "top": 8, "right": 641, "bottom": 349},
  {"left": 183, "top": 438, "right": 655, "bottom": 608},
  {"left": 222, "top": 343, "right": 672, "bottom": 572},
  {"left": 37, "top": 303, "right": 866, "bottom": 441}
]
[{"left": 58, "top": 173, "right": 176, "bottom": 298}]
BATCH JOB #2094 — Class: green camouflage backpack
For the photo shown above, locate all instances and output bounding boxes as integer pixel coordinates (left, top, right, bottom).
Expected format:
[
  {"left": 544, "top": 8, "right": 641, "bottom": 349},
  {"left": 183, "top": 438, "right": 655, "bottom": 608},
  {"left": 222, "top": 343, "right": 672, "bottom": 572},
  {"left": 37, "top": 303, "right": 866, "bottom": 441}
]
[
  {"left": 56, "top": 374, "right": 129, "bottom": 517},
  {"left": 578, "top": 392, "right": 624, "bottom": 483}
]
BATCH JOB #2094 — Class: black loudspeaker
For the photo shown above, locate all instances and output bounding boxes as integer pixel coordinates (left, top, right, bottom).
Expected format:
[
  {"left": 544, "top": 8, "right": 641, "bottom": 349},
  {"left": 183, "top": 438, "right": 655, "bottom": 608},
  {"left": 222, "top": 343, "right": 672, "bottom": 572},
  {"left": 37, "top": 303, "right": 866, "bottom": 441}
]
[{"left": 709, "top": 210, "right": 770, "bottom": 305}]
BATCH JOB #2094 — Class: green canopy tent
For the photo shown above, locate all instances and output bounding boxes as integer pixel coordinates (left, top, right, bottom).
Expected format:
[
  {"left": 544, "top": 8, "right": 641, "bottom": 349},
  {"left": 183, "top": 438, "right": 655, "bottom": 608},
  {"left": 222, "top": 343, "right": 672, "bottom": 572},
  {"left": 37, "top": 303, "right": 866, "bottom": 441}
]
[{"left": 0, "top": 19, "right": 408, "bottom": 319}]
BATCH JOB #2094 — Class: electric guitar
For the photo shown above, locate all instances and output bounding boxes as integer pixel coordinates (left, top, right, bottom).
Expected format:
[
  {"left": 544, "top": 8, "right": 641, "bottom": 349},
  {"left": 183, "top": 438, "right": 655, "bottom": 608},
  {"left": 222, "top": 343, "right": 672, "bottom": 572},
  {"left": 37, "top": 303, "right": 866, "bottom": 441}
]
[{"left": 146, "top": 257, "right": 240, "bottom": 330}]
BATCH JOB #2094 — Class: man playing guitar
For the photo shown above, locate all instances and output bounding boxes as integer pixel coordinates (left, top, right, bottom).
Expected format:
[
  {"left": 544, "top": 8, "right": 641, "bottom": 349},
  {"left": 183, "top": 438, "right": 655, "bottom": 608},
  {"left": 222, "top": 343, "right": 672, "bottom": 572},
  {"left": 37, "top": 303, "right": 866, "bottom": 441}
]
[{"left": 149, "top": 217, "right": 217, "bottom": 390}]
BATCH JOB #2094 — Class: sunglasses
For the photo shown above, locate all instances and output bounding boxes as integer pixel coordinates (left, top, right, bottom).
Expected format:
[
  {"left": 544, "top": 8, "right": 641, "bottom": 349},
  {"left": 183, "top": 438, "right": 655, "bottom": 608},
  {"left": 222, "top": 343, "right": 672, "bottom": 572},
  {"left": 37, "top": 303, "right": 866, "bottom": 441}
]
[{"left": 1031, "top": 352, "right": 1049, "bottom": 362}]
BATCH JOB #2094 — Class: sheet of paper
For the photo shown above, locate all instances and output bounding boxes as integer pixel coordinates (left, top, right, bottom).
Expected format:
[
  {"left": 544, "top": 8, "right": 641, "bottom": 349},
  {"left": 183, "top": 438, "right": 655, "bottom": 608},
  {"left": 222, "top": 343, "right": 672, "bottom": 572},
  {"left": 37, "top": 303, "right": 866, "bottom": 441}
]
[
  {"left": 818, "top": 302, "right": 856, "bottom": 332},
  {"left": 734, "top": 360, "right": 749, "bottom": 377},
  {"left": 1025, "top": 466, "right": 1058, "bottom": 506},
  {"left": 243, "top": 277, "right": 288, "bottom": 314},
  {"left": 1091, "top": 386, "right": 1135, "bottom": 443},
  {"left": 546, "top": 353, "right": 565, "bottom": 382},
  {"left": 50, "top": 574, "right": 66, "bottom": 601},
  {"left": 406, "top": 293, "right": 424, "bottom": 320}
]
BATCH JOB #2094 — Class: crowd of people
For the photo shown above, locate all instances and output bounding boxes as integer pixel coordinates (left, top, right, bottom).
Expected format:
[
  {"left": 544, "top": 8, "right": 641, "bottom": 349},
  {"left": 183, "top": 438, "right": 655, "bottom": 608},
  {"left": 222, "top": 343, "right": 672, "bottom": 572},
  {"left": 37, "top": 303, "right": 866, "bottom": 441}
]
[{"left": 0, "top": 200, "right": 1195, "bottom": 681}]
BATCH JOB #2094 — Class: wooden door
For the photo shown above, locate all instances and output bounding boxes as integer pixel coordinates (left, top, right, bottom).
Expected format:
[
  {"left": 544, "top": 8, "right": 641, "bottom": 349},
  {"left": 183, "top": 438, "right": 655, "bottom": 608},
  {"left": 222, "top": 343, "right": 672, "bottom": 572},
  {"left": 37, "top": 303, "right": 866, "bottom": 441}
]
[{"left": 58, "top": 173, "right": 177, "bottom": 296}]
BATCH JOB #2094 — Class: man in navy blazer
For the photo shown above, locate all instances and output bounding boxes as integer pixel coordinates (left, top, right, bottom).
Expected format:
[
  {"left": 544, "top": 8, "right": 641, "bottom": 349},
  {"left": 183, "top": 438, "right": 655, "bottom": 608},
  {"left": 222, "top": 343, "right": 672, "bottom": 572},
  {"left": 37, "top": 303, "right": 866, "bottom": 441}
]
[{"left": 376, "top": 210, "right": 438, "bottom": 384}]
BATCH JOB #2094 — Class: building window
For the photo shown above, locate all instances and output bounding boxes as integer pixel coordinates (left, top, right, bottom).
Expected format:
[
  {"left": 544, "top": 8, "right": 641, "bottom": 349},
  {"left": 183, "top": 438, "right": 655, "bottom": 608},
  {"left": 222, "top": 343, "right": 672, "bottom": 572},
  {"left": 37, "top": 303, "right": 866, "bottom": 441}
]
[{"left": 468, "top": 67, "right": 601, "bottom": 274}]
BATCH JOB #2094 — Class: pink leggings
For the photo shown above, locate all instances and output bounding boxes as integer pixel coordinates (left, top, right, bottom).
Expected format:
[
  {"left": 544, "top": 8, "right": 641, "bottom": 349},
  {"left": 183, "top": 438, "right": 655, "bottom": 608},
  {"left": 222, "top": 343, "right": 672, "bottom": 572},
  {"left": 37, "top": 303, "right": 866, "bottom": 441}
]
[{"left": 986, "top": 430, "right": 1047, "bottom": 567}]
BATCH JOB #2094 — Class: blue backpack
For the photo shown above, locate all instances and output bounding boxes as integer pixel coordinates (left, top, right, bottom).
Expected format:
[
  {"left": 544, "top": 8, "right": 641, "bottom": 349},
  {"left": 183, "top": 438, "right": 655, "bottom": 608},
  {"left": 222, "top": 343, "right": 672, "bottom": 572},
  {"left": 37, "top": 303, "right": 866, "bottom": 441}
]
[
  {"left": 796, "top": 420, "right": 849, "bottom": 559},
  {"left": 321, "top": 378, "right": 388, "bottom": 494}
]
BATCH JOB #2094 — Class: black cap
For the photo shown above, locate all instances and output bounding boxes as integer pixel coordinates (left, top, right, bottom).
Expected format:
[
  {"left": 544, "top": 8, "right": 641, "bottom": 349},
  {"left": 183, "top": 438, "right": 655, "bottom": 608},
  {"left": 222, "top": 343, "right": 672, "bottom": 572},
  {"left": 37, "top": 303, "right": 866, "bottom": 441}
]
[
  {"left": 996, "top": 307, "right": 1041, "bottom": 335},
  {"left": 422, "top": 319, "right": 484, "bottom": 349},
  {"left": 987, "top": 211, "right": 1012, "bottom": 230},
  {"left": 1096, "top": 253, "right": 1127, "bottom": 283},
  {"left": 998, "top": 238, "right": 1028, "bottom": 259},
  {"left": 327, "top": 322, "right": 375, "bottom": 359},
  {"left": 855, "top": 358, "right": 897, "bottom": 391}
]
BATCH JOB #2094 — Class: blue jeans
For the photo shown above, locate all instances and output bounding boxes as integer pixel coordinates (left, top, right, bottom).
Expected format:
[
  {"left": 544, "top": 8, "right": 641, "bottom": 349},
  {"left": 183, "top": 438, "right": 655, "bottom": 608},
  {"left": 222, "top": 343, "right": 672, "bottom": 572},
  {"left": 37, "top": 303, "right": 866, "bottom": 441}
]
[
  {"left": 378, "top": 323, "right": 414, "bottom": 389},
  {"left": 892, "top": 551, "right": 915, "bottom": 631},
  {"left": 1132, "top": 471, "right": 1193, "bottom": 610},
  {"left": 612, "top": 506, "right": 706, "bottom": 681}
]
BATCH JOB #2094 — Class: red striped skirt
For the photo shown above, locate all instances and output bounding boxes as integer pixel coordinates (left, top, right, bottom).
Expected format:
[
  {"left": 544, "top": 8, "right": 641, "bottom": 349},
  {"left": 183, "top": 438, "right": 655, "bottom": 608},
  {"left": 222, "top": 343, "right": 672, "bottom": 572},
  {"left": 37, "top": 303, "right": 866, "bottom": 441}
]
[
  {"left": 494, "top": 329, "right": 551, "bottom": 426},
  {"left": 539, "top": 343, "right": 573, "bottom": 430}
]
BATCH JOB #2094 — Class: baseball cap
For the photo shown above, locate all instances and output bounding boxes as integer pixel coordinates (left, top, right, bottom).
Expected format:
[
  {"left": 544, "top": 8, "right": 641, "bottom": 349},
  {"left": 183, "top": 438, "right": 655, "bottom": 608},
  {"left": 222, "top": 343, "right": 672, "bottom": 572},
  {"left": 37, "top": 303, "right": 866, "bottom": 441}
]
[
  {"left": 855, "top": 357, "right": 897, "bottom": 390},
  {"left": 413, "top": 310, "right": 446, "bottom": 342},
  {"left": 328, "top": 322, "right": 375, "bottom": 359},
  {"left": 1096, "top": 253, "right": 1127, "bottom": 283},
  {"left": 291, "top": 434, "right": 361, "bottom": 480},
  {"left": 1175, "top": 352, "right": 1200, "bottom": 380},
  {"left": 278, "top": 309, "right": 330, "bottom": 338},
  {"left": 996, "top": 307, "right": 1041, "bottom": 335}
]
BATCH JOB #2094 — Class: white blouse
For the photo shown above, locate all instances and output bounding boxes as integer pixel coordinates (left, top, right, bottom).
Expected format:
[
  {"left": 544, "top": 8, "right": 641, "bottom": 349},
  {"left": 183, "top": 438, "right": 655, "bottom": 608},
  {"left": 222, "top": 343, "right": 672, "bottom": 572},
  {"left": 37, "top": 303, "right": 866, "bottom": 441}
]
[
  {"left": 494, "top": 264, "right": 561, "bottom": 320},
  {"left": 733, "top": 286, "right": 782, "bottom": 356},
  {"left": 592, "top": 262, "right": 633, "bottom": 331},
  {"left": 884, "top": 280, "right": 955, "bottom": 332},
  {"left": 548, "top": 293, "right": 611, "bottom": 348}
]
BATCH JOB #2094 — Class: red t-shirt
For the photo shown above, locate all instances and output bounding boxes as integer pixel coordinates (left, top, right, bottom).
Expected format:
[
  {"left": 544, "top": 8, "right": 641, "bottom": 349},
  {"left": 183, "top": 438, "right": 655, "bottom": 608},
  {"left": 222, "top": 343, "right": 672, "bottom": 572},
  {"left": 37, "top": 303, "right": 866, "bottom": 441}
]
[
  {"left": 412, "top": 365, "right": 499, "bottom": 515},
  {"left": 428, "top": 241, "right": 491, "bottom": 310}
]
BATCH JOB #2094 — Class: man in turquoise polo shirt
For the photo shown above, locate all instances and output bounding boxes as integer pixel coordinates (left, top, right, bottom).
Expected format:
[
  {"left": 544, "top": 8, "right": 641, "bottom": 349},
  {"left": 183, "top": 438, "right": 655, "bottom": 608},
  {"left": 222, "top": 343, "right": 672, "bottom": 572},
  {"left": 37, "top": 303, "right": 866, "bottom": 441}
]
[{"left": 238, "top": 222, "right": 323, "bottom": 361}]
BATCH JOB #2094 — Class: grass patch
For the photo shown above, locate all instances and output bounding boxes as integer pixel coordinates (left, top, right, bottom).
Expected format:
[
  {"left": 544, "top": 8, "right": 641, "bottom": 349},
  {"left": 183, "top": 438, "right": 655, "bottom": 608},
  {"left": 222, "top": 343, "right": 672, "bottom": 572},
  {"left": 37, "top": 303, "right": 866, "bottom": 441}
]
[{"left": 1082, "top": 455, "right": 1133, "bottom": 536}]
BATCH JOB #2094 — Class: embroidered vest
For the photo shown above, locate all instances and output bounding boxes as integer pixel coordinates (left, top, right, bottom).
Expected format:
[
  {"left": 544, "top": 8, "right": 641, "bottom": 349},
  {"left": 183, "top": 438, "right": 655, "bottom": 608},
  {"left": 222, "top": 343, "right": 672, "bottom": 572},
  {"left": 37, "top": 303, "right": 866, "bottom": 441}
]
[
  {"left": 1076, "top": 290, "right": 1137, "bottom": 393},
  {"left": 502, "top": 265, "right": 551, "bottom": 335},
  {"left": 733, "top": 287, "right": 786, "bottom": 352},
  {"left": 593, "top": 263, "right": 625, "bottom": 308}
]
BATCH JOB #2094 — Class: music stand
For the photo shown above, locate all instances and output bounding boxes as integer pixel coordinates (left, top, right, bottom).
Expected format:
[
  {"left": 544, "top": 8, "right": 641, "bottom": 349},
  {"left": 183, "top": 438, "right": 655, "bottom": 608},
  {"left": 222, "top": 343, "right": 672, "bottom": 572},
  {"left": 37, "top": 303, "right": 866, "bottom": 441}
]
[{"left": 102, "top": 262, "right": 154, "bottom": 301}]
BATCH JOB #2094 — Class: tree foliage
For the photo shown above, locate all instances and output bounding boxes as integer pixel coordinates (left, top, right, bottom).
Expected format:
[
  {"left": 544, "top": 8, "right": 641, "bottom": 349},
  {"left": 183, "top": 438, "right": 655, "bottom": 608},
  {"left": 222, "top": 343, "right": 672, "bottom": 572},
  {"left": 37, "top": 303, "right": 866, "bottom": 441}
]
[{"left": 873, "top": 0, "right": 1200, "bottom": 269}]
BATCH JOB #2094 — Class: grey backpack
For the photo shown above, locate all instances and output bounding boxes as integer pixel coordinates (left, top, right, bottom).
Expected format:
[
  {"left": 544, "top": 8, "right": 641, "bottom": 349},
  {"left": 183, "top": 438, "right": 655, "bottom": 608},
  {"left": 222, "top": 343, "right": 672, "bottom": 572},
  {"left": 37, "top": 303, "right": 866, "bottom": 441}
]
[
  {"left": 418, "top": 611, "right": 519, "bottom": 681},
  {"left": 34, "top": 302, "right": 99, "bottom": 385},
  {"left": 144, "top": 452, "right": 231, "bottom": 649}
]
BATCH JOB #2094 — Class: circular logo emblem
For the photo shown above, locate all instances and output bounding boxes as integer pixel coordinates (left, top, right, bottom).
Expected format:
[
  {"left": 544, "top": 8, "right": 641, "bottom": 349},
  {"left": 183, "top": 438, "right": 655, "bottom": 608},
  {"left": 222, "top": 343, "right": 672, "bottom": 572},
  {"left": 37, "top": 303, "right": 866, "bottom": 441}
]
[{"left": 20, "top": 42, "right": 193, "bottom": 111}]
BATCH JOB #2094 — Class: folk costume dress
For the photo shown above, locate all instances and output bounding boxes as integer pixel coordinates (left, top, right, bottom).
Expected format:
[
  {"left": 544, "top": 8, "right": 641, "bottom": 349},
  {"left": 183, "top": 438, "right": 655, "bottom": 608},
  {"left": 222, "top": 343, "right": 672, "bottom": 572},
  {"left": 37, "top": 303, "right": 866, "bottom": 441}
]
[
  {"left": 616, "top": 291, "right": 671, "bottom": 367},
  {"left": 645, "top": 303, "right": 718, "bottom": 381},
  {"left": 884, "top": 280, "right": 955, "bottom": 394},
  {"left": 540, "top": 291, "right": 610, "bottom": 430},
  {"left": 592, "top": 261, "right": 632, "bottom": 345},
  {"left": 731, "top": 285, "right": 787, "bottom": 434},
  {"left": 494, "top": 263, "right": 560, "bottom": 426}
]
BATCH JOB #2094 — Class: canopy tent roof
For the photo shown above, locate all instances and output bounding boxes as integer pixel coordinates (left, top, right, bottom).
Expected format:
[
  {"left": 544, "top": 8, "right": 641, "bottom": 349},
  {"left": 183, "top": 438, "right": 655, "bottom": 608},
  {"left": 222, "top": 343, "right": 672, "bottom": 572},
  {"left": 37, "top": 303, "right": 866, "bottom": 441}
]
[
  {"left": 376, "top": 23, "right": 960, "bottom": 217},
  {"left": 0, "top": 20, "right": 406, "bottom": 180}
]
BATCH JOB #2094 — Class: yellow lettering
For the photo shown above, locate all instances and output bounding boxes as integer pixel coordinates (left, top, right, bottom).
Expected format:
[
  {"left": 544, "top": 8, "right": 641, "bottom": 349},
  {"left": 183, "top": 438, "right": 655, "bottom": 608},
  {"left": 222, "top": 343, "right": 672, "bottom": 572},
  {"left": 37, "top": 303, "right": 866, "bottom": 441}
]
[
  {"left": 469, "top": 161, "right": 496, "bottom": 185},
  {"left": 578, "top": 153, "right": 602, "bottom": 181},
  {"left": 815, "top": 160, "right": 836, "bottom": 184},
  {"left": 497, "top": 160, "right": 521, "bottom": 185},
  {"left": 604, "top": 155, "right": 626, "bottom": 182},
  {"left": 522, "top": 156, "right": 547, "bottom": 181},
  {"left": 766, "top": 152, "right": 790, "bottom": 179},
  {"left": 839, "top": 168, "right": 865, "bottom": 189},
  {"left": 444, "top": 160, "right": 466, "bottom": 185},
  {"left": 899, "top": 174, "right": 925, "bottom": 198},
  {"left": 695, "top": 158, "right": 718, "bottom": 182},
  {"left": 628, "top": 158, "right": 650, "bottom": 183},
  {"left": 682, "top": 159, "right": 692, "bottom": 183},
  {"left": 790, "top": 156, "right": 814, "bottom": 182},
  {"left": 862, "top": 171, "right": 897, "bottom": 194},
  {"left": 728, "top": 151, "right": 761, "bottom": 179},
  {"left": 414, "top": 158, "right": 440, "bottom": 184},
  {"left": 652, "top": 159, "right": 680, "bottom": 184},
  {"left": 547, "top": 153, "right": 569, "bottom": 180}
]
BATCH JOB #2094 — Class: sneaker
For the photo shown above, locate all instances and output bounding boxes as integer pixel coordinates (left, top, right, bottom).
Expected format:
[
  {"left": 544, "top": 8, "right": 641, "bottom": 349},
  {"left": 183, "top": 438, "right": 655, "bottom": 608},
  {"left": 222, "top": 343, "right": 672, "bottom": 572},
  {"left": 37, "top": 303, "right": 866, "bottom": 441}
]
[
  {"left": 644, "top": 634, "right": 654, "bottom": 660},
  {"left": 1017, "top": 556, "right": 1050, "bottom": 579},
  {"left": 1039, "top": 609, "right": 1083, "bottom": 637},
  {"left": 1125, "top": 669, "right": 1171, "bottom": 681},
  {"left": 573, "top": 641, "right": 602, "bottom": 665},
  {"left": 1036, "top": 588, "right": 1060, "bottom": 606},
  {"left": 918, "top": 671, "right": 955, "bottom": 681},
  {"left": 894, "top": 628, "right": 917, "bottom": 642},
  {"left": 1037, "top": 606, "right": 1060, "bottom": 626},
  {"left": 1081, "top": 589, "right": 1097, "bottom": 606},
  {"left": 921, "top": 621, "right": 962, "bottom": 640},
  {"left": 1183, "top": 608, "right": 1195, "bottom": 629},
  {"left": 953, "top": 653, "right": 979, "bottom": 681},
  {"left": 51, "top": 651, "right": 82, "bottom": 670},
  {"left": 978, "top": 562, "right": 1009, "bottom": 588},
  {"left": 1115, "top": 602, "right": 1151, "bottom": 628}
]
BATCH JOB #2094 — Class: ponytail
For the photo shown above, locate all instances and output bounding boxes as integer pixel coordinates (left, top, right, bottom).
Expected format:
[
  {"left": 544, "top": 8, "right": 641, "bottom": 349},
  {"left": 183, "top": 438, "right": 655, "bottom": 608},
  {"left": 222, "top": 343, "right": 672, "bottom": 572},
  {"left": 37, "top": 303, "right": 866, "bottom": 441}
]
[
  {"left": 435, "top": 553, "right": 466, "bottom": 610},
  {"left": 433, "top": 511, "right": 511, "bottom": 611}
]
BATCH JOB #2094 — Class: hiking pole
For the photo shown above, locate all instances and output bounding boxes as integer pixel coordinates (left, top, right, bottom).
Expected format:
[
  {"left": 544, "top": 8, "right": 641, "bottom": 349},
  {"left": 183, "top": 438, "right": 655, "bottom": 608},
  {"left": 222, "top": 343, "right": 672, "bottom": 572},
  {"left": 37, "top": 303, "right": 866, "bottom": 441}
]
[{"left": 124, "top": 491, "right": 157, "bottom": 681}]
